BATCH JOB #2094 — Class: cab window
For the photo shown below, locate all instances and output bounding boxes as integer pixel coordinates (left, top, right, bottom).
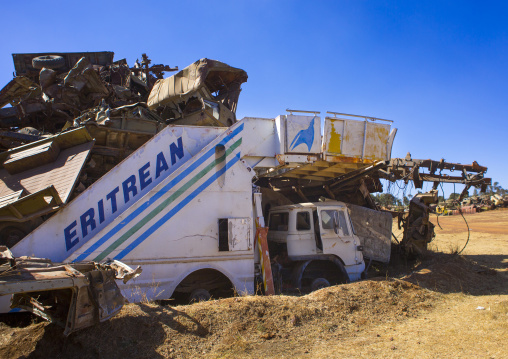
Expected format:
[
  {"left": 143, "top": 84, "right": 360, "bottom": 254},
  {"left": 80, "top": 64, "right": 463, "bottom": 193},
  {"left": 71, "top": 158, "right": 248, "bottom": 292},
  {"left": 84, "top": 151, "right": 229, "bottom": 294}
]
[
  {"left": 320, "top": 210, "right": 335, "bottom": 230},
  {"left": 296, "top": 211, "right": 311, "bottom": 231},
  {"left": 269, "top": 212, "right": 289, "bottom": 231}
]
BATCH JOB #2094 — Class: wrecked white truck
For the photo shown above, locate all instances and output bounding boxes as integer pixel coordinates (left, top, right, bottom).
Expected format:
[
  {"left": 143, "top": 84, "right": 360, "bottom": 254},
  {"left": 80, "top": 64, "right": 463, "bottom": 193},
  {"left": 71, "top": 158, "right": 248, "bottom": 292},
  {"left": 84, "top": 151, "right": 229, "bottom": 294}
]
[
  {"left": 3, "top": 110, "right": 397, "bottom": 303},
  {"left": 0, "top": 53, "right": 491, "bottom": 314}
]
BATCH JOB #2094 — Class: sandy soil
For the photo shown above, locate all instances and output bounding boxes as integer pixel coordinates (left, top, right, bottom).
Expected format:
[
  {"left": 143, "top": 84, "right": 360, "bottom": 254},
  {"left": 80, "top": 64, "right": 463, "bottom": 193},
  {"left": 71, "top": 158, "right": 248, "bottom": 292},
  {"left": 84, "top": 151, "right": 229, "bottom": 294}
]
[{"left": 0, "top": 209, "right": 507, "bottom": 358}]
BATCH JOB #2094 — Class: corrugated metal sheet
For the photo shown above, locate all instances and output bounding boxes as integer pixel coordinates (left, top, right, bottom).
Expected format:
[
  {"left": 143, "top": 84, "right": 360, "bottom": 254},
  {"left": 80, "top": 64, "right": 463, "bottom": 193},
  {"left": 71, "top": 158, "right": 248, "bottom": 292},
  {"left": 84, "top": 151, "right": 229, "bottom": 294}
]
[{"left": 0, "top": 141, "right": 94, "bottom": 205}]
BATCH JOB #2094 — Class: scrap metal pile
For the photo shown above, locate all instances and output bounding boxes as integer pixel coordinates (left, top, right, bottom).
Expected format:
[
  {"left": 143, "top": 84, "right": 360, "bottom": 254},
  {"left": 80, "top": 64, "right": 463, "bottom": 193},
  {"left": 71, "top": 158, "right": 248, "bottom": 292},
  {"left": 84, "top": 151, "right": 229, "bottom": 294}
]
[
  {"left": 0, "top": 50, "right": 495, "bottom": 335},
  {"left": 0, "top": 51, "right": 492, "bottom": 258},
  {"left": 0, "top": 52, "right": 247, "bottom": 247}
]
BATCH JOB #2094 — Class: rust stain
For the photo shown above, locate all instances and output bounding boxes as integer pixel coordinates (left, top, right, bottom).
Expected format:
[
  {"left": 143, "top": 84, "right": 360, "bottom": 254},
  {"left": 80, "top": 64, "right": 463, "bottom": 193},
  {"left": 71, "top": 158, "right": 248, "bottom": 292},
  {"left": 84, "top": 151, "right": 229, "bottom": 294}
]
[
  {"left": 364, "top": 125, "right": 389, "bottom": 161},
  {"left": 326, "top": 155, "right": 376, "bottom": 164},
  {"left": 327, "top": 121, "right": 342, "bottom": 154},
  {"left": 276, "top": 154, "right": 285, "bottom": 165}
]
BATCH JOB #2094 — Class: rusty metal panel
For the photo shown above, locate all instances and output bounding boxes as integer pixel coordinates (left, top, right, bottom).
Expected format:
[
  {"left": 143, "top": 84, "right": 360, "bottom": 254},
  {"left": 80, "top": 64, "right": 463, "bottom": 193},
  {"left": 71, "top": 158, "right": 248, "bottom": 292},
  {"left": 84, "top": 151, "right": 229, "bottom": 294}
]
[
  {"left": 0, "top": 186, "right": 62, "bottom": 221},
  {"left": 3, "top": 141, "right": 60, "bottom": 175},
  {"left": 324, "top": 117, "right": 392, "bottom": 162},
  {"left": 341, "top": 119, "right": 365, "bottom": 157},
  {"left": 147, "top": 58, "right": 247, "bottom": 109},
  {"left": 0, "top": 190, "right": 24, "bottom": 208},
  {"left": 228, "top": 218, "right": 252, "bottom": 251},
  {"left": 323, "top": 119, "right": 344, "bottom": 154},
  {"left": 0, "top": 247, "right": 140, "bottom": 336},
  {"left": 364, "top": 122, "right": 390, "bottom": 160},
  {"left": 0, "top": 77, "right": 41, "bottom": 108}
]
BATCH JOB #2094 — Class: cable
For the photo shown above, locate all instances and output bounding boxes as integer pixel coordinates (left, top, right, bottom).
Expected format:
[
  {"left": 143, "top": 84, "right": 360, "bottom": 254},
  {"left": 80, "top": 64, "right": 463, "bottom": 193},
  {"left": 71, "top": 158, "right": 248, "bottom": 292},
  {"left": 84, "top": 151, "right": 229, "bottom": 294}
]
[
  {"left": 392, "top": 233, "right": 400, "bottom": 244},
  {"left": 457, "top": 207, "right": 471, "bottom": 254},
  {"left": 435, "top": 212, "right": 443, "bottom": 230},
  {"left": 449, "top": 183, "right": 471, "bottom": 255}
]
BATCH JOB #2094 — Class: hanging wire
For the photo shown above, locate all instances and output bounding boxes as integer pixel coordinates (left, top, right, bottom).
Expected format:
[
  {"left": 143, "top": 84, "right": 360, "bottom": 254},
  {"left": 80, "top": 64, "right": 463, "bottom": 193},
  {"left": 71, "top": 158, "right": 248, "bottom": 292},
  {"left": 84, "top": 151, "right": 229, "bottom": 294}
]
[{"left": 451, "top": 182, "right": 471, "bottom": 255}]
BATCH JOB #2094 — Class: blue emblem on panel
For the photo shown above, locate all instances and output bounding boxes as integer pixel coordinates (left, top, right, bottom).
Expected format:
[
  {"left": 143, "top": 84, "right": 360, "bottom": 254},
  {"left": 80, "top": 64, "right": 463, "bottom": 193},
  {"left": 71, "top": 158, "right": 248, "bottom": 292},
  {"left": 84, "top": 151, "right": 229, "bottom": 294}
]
[{"left": 290, "top": 116, "right": 315, "bottom": 151}]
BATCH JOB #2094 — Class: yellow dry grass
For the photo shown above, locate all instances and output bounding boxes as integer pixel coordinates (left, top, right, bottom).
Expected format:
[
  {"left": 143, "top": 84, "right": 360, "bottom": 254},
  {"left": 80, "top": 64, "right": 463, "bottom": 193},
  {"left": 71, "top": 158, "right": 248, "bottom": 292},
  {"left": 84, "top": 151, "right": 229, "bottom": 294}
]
[{"left": 0, "top": 209, "right": 506, "bottom": 358}]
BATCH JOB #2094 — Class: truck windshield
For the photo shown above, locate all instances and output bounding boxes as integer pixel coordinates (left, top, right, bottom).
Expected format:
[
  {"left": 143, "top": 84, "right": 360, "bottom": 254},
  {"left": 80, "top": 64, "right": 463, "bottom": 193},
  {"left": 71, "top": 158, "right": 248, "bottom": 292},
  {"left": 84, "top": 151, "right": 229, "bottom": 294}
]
[
  {"left": 338, "top": 211, "right": 350, "bottom": 236},
  {"left": 347, "top": 210, "right": 356, "bottom": 235}
]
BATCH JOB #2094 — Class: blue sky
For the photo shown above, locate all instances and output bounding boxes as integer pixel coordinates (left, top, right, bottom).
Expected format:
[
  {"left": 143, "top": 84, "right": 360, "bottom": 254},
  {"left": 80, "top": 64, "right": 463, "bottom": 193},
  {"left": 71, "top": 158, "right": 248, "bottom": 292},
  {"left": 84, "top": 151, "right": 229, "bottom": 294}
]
[{"left": 1, "top": 1, "right": 506, "bottom": 197}]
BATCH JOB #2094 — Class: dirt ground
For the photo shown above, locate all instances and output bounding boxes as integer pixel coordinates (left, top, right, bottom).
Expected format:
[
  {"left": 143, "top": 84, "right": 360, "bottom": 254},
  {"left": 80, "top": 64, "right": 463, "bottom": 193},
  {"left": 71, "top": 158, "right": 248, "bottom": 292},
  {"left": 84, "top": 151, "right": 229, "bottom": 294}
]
[{"left": 0, "top": 209, "right": 507, "bottom": 358}]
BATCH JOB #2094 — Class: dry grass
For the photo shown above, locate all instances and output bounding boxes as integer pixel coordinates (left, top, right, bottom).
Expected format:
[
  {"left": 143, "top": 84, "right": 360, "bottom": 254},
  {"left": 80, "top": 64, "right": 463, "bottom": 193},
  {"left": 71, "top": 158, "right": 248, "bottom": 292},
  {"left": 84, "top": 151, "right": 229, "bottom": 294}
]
[
  {"left": 0, "top": 279, "right": 438, "bottom": 359},
  {"left": 0, "top": 209, "right": 507, "bottom": 358}
]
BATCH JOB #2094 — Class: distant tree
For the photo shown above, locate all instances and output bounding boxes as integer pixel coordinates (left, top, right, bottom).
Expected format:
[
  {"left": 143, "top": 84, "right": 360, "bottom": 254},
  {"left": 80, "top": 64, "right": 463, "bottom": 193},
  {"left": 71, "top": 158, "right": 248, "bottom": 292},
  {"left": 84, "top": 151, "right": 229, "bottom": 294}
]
[
  {"left": 438, "top": 195, "right": 445, "bottom": 203},
  {"left": 449, "top": 192, "right": 460, "bottom": 201},
  {"left": 372, "top": 193, "right": 397, "bottom": 208},
  {"left": 493, "top": 181, "right": 507, "bottom": 196},
  {"left": 485, "top": 181, "right": 506, "bottom": 196},
  {"left": 403, "top": 195, "right": 410, "bottom": 206},
  {"left": 473, "top": 188, "right": 478, "bottom": 196}
]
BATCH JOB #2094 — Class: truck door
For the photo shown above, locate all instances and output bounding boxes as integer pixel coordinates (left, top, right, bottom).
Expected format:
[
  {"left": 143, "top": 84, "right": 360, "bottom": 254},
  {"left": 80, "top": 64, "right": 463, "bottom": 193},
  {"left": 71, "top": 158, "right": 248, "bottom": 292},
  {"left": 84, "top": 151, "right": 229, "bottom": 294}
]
[{"left": 318, "top": 208, "right": 355, "bottom": 252}]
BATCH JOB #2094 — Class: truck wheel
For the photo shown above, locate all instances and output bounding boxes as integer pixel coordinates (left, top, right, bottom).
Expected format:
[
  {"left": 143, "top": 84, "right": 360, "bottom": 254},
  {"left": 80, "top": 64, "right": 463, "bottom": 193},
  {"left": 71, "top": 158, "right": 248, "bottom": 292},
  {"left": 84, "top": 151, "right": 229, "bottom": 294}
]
[
  {"left": 32, "top": 55, "right": 65, "bottom": 70},
  {"left": 189, "top": 288, "right": 211, "bottom": 303},
  {"left": 311, "top": 278, "right": 330, "bottom": 291}
]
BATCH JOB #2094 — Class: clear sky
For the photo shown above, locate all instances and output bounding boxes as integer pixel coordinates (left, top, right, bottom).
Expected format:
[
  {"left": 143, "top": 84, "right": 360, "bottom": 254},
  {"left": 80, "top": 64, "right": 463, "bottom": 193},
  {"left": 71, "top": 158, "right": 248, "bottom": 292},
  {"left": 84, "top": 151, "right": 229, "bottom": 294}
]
[{"left": 1, "top": 1, "right": 506, "bottom": 197}]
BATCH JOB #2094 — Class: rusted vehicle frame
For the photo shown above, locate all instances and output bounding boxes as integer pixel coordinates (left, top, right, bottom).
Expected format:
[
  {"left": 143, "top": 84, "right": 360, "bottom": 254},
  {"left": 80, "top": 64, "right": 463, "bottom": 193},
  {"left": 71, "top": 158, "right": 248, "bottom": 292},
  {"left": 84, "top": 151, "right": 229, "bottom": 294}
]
[{"left": 0, "top": 246, "right": 141, "bottom": 336}]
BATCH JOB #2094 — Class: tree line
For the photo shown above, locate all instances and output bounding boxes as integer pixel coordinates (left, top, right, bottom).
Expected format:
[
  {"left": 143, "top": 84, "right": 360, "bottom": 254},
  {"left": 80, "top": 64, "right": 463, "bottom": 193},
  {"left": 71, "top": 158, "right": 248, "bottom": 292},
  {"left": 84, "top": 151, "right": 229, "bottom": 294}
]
[{"left": 371, "top": 181, "right": 505, "bottom": 208}]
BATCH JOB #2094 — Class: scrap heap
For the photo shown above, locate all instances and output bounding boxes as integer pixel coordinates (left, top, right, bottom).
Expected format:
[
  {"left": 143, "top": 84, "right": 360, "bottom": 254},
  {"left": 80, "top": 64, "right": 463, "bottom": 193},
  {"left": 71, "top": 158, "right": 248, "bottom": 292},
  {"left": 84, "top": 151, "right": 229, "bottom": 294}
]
[
  {"left": 0, "top": 51, "right": 491, "bottom": 257},
  {"left": 0, "top": 52, "right": 248, "bottom": 245}
]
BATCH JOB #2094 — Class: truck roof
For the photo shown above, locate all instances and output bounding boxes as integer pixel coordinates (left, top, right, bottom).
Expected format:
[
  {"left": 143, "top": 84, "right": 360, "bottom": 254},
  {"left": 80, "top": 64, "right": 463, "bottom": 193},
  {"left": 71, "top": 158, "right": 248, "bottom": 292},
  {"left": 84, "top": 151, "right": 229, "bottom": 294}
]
[{"left": 270, "top": 201, "right": 347, "bottom": 212}]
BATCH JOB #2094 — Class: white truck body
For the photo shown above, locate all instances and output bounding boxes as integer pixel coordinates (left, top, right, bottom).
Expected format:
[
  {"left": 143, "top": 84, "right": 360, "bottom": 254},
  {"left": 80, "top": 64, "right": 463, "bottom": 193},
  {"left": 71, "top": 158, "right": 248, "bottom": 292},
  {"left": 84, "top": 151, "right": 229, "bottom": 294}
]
[{"left": 10, "top": 113, "right": 396, "bottom": 303}]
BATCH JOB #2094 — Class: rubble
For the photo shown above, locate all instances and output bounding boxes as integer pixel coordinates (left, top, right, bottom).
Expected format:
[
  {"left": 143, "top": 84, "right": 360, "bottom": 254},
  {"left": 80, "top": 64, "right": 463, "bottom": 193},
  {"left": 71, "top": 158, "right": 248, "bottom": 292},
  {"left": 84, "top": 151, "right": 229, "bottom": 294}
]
[
  {"left": 148, "top": 58, "right": 248, "bottom": 127},
  {"left": 0, "top": 51, "right": 180, "bottom": 132}
]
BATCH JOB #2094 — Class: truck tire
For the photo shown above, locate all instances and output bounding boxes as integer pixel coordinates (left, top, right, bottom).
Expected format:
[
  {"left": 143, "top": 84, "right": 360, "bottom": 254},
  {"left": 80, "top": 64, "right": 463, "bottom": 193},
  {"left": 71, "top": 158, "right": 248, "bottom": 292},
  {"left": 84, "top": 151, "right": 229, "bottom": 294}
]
[
  {"left": 32, "top": 55, "right": 65, "bottom": 70},
  {"left": 189, "top": 288, "right": 211, "bottom": 303},
  {"left": 311, "top": 278, "right": 330, "bottom": 291}
]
